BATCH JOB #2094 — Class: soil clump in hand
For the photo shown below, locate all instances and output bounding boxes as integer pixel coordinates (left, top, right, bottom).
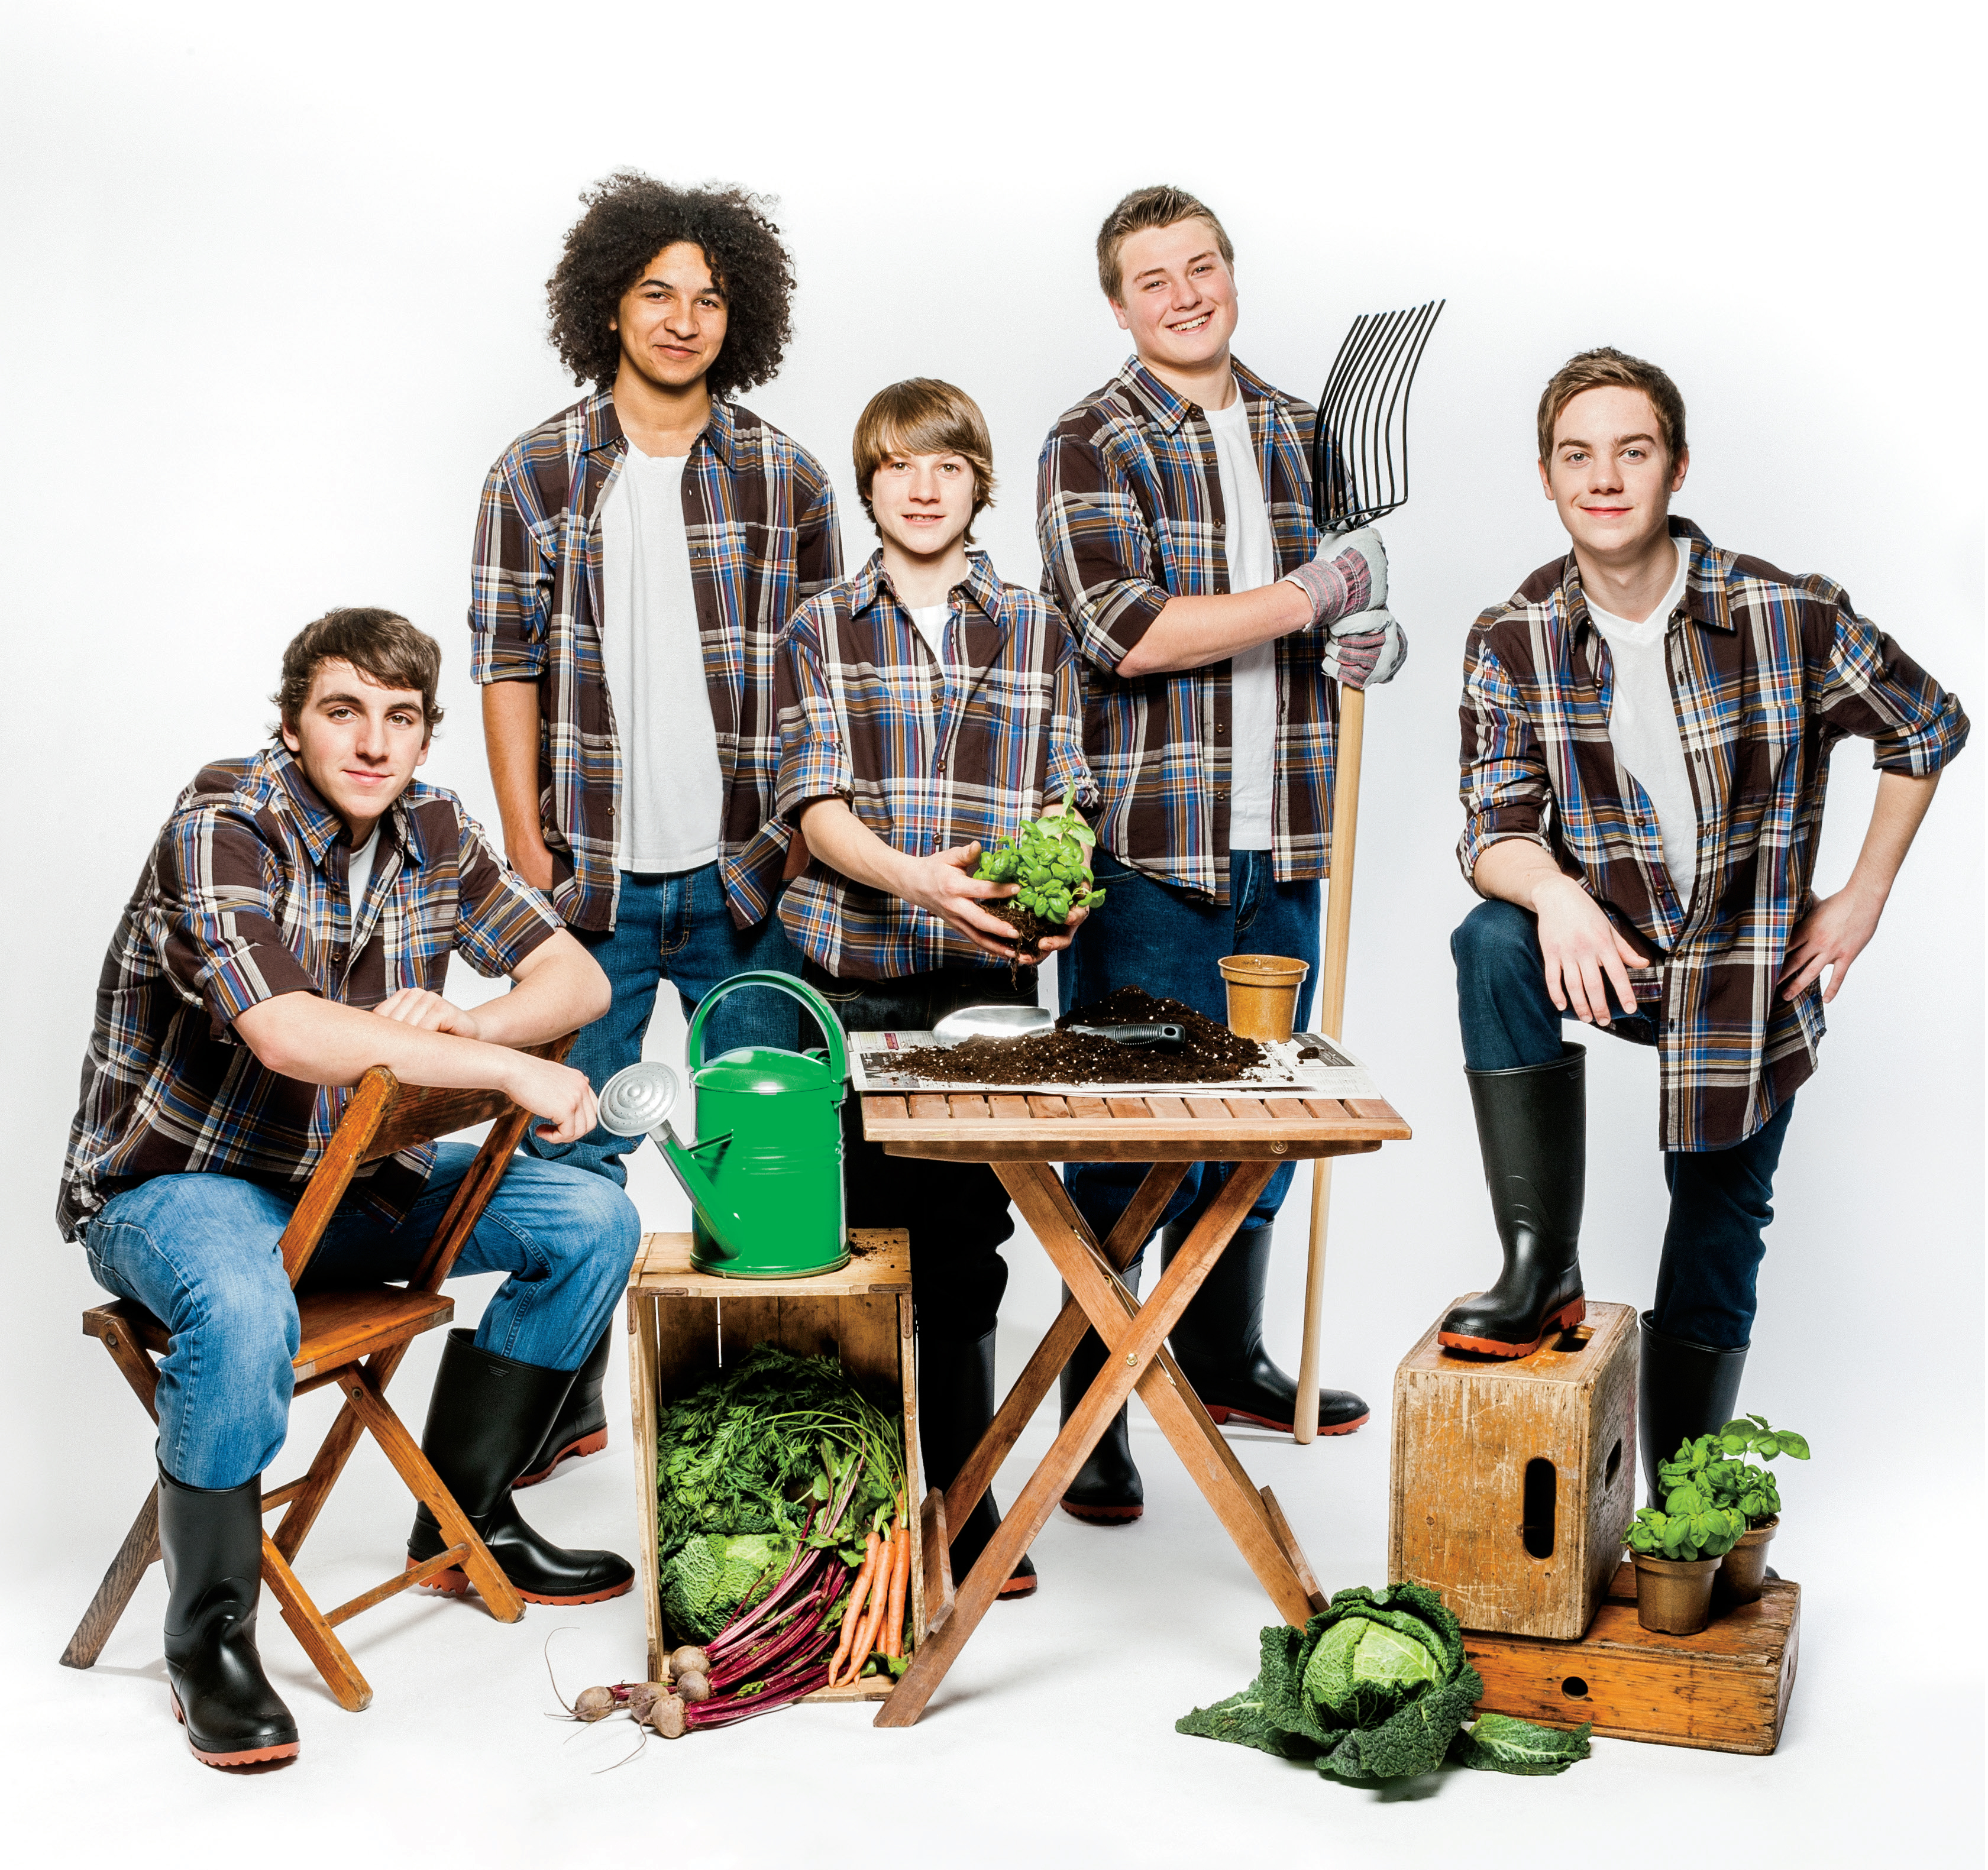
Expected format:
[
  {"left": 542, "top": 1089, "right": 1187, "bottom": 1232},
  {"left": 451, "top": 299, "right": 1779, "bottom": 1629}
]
[{"left": 890, "top": 986, "right": 1269, "bottom": 1086}]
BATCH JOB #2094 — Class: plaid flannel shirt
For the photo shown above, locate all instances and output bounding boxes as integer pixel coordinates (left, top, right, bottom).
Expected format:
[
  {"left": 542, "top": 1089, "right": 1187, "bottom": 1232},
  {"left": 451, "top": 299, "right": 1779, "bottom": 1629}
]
[
  {"left": 1037, "top": 355, "right": 1348, "bottom": 903},
  {"left": 58, "top": 748, "right": 562, "bottom": 1240},
  {"left": 774, "top": 550, "right": 1096, "bottom": 979},
  {"left": 1459, "top": 519, "right": 1968, "bottom": 1152},
  {"left": 469, "top": 389, "right": 842, "bottom": 933}
]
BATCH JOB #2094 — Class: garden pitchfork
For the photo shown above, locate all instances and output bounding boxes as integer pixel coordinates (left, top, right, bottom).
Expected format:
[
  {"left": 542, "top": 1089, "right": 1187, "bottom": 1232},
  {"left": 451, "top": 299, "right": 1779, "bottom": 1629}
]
[{"left": 1293, "top": 298, "right": 1444, "bottom": 1443}]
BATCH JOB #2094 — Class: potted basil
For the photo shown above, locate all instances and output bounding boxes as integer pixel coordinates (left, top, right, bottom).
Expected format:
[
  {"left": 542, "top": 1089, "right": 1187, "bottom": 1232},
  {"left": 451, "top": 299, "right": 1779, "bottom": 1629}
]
[
  {"left": 1703, "top": 1415, "right": 1809, "bottom": 1602},
  {"left": 1624, "top": 1474, "right": 1745, "bottom": 1635}
]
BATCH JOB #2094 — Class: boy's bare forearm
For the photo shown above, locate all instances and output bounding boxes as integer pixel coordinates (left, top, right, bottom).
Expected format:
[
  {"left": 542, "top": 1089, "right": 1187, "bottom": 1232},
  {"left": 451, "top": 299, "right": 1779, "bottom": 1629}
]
[
  {"left": 1471, "top": 837, "right": 1572, "bottom": 912},
  {"left": 235, "top": 994, "right": 528, "bottom": 1093},
  {"left": 469, "top": 931, "right": 609, "bottom": 1047},
  {"left": 797, "top": 798, "right": 913, "bottom": 897},
  {"left": 1115, "top": 584, "right": 1311, "bottom": 677},
  {"left": 1844, "top": 769, "right": 1941, "bottom": 907},
  {"left": 481, "top": 681, "right": 548, "bottom": 854}
]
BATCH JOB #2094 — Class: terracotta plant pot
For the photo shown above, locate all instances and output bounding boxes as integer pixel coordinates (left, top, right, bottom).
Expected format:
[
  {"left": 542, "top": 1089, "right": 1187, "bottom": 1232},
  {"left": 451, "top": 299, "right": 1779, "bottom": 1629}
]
[
  {"left": 1218, "top": 955, "right": 1310, "bottom": 1043},
  {"left": 1631, "top": 1552, "right": 1721, "bottom": 1635},
  {"left": 1717, "top": 1516, "right": 1779, "bottom": 1603}
]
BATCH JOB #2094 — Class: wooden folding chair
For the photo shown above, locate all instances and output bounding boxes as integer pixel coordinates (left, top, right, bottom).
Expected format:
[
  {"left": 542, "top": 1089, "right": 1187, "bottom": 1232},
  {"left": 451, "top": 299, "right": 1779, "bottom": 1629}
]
[{"left": 59, "top": 1037, "right": 574, "bottom": 1713}]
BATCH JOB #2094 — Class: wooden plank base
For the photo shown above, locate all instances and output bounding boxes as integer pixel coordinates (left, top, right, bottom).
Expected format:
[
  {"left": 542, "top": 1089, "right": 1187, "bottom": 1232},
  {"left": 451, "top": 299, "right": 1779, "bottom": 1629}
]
[{"left": 1465, "top": 1562, "right": 1800, "bottom": 1755}]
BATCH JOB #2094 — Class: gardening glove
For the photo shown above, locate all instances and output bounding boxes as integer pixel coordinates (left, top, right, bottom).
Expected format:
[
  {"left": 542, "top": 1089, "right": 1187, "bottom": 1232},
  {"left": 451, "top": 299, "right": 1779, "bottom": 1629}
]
[
  {"left": 1321, "top": 606, "right": 1408, "bottom": 691},
  {"left": 1282, "top": 525, "right": 1388, "bottom": 626}
]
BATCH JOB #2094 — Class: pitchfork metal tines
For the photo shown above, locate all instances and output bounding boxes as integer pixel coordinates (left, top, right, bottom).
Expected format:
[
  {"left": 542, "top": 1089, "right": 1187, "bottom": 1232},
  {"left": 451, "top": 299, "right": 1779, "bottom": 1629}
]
[{"left": 1311, "top": 299, "right": 1445, "bottom": 535}]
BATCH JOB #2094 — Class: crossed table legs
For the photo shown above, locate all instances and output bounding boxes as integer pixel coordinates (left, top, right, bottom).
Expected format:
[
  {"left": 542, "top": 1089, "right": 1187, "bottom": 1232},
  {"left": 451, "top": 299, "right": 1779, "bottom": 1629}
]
[{"left": 876, "top": 1157, "right": 1334, "bottom": 1727}]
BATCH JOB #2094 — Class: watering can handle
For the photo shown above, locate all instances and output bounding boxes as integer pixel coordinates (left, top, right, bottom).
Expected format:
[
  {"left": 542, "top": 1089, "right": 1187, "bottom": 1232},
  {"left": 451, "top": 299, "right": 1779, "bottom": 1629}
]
[{"left": 684, "top": 970, "right": 850, "bottom": 1086}]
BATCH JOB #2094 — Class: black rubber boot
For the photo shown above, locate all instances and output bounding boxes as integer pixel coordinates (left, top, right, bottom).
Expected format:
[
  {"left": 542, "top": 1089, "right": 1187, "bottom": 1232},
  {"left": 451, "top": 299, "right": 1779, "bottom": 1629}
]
[
  {"left": 919, "top": 1328, "right": 1036, "bottom": 1599},
  {"left": 1439, "top": 1044, "right": 1588, "bottom": 1357},
  {"left": 157, "top": 1464, "right": 299, "bottom": 1769},
  {"left": 1639, "top": 1311, "right": 1748, "bottom": 1507},
  {"left": 1161, "top": 1219, "right": 1369, "bottom": 1434},
  {"left": 1057, "top": 1275, "right": 1145, "bottom": 1524},
  {"left": 514, "top": 1321, "right": 612, "bottom": 1488},
  {"left": 406, "top": 1329, "right": 634, "bottom": 1604}
]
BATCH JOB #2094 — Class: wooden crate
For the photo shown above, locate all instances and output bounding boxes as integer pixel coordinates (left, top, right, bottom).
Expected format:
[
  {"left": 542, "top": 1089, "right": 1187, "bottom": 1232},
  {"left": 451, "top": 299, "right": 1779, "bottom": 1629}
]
[
  {"left": 1466, "top": 1562, "right": 1800, "bottom": 1755},
  {"left": 1389, "top": 1300, "right": 1637, "bottom": 1639},
  {"left": 626, "top": 1228, "right": 923, "bottom": 1702}
]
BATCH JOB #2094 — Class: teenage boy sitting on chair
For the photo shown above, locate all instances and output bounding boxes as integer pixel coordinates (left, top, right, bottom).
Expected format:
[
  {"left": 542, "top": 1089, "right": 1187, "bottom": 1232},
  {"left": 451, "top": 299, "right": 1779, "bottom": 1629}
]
[
  {"left": 774, "top": 379, "right": 1097, "bottom": 1599},
  {"left": 1449, "top": 347, "right": 1966, "bottom": 1501},
  {"left": 60, "top": 609, "right": 642, "bottom": 1769}
]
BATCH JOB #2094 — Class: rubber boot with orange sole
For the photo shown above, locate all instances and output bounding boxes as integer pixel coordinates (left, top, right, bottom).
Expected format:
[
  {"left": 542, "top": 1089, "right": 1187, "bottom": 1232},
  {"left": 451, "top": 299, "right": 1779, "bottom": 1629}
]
[
  {"left": 1161, "top": 1218, "right": 1370, "bottom": 1434},
  {"left": 1439, "top": 1043, "right": 1587, "bottom": 1358},
  {"left": 513, "top": 1320, "right": 611, "bottom": 1488},
  {"left": 406, "top": 1328, "right": 634, "bottom": 1606},
  {"left": 158, "top": 1464, "right": 300, "bottom": 1769}
]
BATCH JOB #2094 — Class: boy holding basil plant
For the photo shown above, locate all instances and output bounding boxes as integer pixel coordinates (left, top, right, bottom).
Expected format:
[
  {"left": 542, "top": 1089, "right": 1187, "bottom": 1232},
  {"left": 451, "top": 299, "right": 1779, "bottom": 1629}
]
[{"left": 774, "top": 378, "right": 1097, "bottom": 1600}]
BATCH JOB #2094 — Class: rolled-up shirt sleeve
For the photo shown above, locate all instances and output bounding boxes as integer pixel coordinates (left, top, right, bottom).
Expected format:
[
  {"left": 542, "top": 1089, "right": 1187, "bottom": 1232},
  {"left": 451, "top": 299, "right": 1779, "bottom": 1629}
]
[
  {"left": 1036, "top": 429, "right": 1171, "bottom": 671},
  {"left": 453, "top": 809, "right": 564, "bottom": 978},
  {"left": 1808, "top": 587, "right": 1970, "bottom": 775},
  {"left": 469, "top": 454, "right": 551, "bottom": 684},
  {"left": 774, "top": 600, "right": 854, "bottom": 821},
  {"left": 1457, "top": 629, "right": 1557, "bottom": 888},
  {"left": 151, "top": 805, "right": 321, "bottom": 1025}
]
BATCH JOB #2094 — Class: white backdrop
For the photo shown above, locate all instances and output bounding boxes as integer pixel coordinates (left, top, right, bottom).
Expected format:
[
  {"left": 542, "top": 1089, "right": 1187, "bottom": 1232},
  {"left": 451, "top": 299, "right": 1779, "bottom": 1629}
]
[{"left": 4, "top": 4, "right": 1980, "bottom": 1864}]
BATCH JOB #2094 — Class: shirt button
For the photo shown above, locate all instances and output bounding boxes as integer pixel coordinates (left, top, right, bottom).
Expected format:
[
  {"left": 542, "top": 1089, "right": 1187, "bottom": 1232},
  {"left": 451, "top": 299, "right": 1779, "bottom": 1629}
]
[{"left": 935, "top": 759, "right": 946, "bottom": 776}]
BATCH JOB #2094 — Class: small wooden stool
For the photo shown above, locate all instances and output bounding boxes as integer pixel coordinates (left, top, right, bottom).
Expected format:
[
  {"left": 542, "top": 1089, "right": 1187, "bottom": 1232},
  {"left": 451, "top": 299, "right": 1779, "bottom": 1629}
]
[
  {"left": 1389, "top": 1299, "right": 1638, "bottom": 1641},
  {"left": 59, "top": 1041, "right": 570, "bottom": 1712}
]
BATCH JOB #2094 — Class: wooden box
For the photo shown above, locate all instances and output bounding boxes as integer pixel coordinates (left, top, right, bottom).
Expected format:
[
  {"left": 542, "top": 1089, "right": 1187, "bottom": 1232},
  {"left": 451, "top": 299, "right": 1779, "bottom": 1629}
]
[
  {"left": 626, "top": 1228, "right": 924, "bottom": 1701},
  {"left": 1389, "top": 1300, "right": 1637, "bottom": 1639},
  {"left": 1466, "top": 1562, "right": 1800, "bottom": 1754}
]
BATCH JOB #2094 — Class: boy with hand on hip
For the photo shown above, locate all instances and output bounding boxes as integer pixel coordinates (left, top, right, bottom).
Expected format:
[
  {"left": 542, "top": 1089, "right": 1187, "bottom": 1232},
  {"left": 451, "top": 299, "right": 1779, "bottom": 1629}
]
[
  {"left": 61, "top": 610, "right": 642, "bottom": 1769},
  {"left": 471, "top": 173, "right": 842, "bottom": 1488},
  {"left": 1036, "top": 184, "right": 1406, "bottom": 1525},
  {"left": 1449, "top": 347, "right": 1966, "bottom": 1499},
  {"left": 775, "top": 379, "right": 1097, "bottom": 1599}
]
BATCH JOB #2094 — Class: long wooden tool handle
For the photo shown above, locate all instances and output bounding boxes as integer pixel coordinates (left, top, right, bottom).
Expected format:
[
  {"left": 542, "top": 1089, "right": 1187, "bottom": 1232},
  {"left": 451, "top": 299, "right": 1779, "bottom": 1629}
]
[{"left": 1294, "top": 685, "right": 1365, "bottom": 1444}]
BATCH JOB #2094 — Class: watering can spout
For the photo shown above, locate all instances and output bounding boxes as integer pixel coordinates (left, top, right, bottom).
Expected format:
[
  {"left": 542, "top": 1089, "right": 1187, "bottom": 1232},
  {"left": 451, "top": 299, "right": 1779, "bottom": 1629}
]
[{"left": 595, "top": 1062, "right": 743, "bottom": 1261}]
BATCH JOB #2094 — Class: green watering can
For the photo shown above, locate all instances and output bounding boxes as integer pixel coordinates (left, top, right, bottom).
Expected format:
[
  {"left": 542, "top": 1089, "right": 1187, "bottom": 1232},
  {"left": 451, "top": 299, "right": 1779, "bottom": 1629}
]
[{"left": 596, "top": 970, "right": 850, "bottom": 1279}]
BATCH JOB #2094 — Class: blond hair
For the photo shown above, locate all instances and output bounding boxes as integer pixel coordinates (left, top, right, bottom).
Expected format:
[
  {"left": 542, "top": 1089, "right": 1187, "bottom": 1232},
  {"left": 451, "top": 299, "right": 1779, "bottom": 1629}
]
[
  {"left": 852, "top": 378, "right": 997, "bottom": 543},
  {"left": 1095, "top": 184, "right": 1234, "bottom": 301},
  {"left": 1537, "top": 347, "right": 1688, "bottom": 466}
]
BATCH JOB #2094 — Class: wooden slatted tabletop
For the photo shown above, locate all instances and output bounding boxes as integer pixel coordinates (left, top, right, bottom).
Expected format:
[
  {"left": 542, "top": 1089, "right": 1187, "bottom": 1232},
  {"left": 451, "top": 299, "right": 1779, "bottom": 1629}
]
[{"left": 862, "top": 1089, "right": 1411, "bottom": 1160}]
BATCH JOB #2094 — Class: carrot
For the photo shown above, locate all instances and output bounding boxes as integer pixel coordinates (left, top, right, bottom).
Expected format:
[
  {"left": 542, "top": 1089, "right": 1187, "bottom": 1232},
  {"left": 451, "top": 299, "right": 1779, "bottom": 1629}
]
[
  {"left": 844, "top": 1525, "right": 899, "bottom": 1684},
  {"left": 883, "top": 1513, "right": 912, "bottom": 1659},
  {"left": 826, "top": 1531, "right": 882, "bottom": 1687}
]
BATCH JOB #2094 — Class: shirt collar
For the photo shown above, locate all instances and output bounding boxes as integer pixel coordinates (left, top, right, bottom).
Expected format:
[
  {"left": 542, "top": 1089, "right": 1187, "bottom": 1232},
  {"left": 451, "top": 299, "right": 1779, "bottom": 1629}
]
[
  {"left": 578, "top": 385, "right": 736, "bottom": 468},
  {"left": 1564, "top": 515, "right": 1732, "bottom": 640},
  {"left": 266, "top": 746, "right": 424, "bottom": 871},
  {"left": 849, "top": 549, "right": 1007, "bottom": 629},
  {"left": 1117, "top": 354, "right": 1286, "bottom": 434}
]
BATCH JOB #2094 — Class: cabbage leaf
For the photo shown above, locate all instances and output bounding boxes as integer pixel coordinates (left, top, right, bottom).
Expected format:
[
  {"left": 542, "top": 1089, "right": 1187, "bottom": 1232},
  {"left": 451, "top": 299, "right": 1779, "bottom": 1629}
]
[{"left": 1178, "top": 1581, "right": 1588, "bottom": 1785}]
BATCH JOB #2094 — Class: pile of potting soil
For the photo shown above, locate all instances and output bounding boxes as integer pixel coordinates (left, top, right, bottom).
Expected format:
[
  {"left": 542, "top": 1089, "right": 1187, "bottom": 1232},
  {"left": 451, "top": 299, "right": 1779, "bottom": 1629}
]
[{"left": 888, "top": 987, "right": 1269, "bottom": 1087}]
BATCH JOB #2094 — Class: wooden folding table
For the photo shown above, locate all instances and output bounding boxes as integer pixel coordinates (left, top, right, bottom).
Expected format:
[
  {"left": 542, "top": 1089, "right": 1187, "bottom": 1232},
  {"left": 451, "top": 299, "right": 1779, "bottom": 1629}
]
[{"left": 864, "top": 1087, "right": 1411, "bottom": 1726}]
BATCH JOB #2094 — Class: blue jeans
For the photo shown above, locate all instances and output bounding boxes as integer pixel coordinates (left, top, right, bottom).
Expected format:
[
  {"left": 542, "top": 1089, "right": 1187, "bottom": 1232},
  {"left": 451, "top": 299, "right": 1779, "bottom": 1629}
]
[
  {"left": 1451, "top": 898, "right": 1793, "bottom": 1349},
  {"left": 1059, "top": 849, "right": 1321, "bottom": 1256},
  {"left": 83, "top": 1146, "right": 641, "bottom": 1490},
  {"left": 532, "top": 862, "right": 814, "bottom": 1183}
]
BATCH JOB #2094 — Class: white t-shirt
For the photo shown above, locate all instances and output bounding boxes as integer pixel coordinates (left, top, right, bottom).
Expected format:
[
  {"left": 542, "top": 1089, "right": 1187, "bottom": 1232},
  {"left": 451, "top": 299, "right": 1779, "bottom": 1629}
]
[
  {"left": 598, "top": 449, "right": 726, "bottom": 874},
  {"left": 1203, "top": 389, "right": 1279, "bottom": 850},
  {"left": 347, "top": 829, "right": 379, "bottom": 911},
  {"left": 907, "top": 603, "right": 950, "bottom": 664},
  {"left": 1586, "top": 541, "right": 1698, "bottom": 907}
]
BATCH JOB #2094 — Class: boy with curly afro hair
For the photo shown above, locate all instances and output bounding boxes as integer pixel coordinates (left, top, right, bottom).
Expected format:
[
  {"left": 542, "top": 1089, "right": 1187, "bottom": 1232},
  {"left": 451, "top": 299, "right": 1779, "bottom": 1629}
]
[{"left": 470, "top": 173, "right": 842, "bottom": 1485}]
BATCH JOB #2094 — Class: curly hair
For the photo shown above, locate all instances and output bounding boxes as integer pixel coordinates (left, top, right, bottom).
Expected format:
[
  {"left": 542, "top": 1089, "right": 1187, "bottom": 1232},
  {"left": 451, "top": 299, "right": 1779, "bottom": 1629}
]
[{"left": 547, "top": 172, "right": 796, "bottom": 398}]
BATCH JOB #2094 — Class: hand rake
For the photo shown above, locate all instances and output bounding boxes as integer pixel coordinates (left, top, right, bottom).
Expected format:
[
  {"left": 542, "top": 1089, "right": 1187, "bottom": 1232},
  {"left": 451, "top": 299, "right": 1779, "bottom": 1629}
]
[{"left": 1293, "top": 299, "right": 1443, "bottom": 1445}]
